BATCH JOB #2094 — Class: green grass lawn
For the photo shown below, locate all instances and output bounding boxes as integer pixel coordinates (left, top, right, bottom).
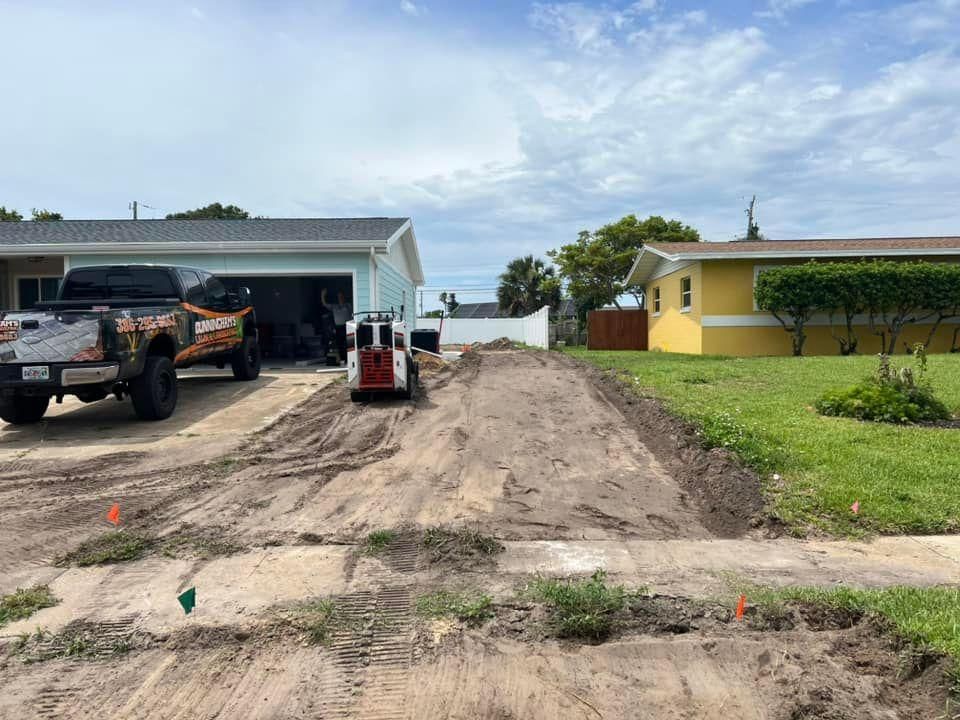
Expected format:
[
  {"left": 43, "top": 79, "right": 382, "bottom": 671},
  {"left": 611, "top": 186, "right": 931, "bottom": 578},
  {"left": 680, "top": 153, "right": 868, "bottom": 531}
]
[{"left": 564, "top": 348, "right": 960, "bottom": 536}]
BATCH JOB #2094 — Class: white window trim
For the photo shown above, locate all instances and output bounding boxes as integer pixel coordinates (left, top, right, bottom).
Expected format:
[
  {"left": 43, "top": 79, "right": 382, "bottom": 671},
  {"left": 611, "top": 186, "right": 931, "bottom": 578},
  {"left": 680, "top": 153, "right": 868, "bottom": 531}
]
[
  {"left": 13, "top": 273, "right": 63, "bottom": 310},
  {"left": 652, "top": 287, "right": 661, "bottom": 316},
  {"left": 680, "top": 276, "right": 692, "bottom": 313}
]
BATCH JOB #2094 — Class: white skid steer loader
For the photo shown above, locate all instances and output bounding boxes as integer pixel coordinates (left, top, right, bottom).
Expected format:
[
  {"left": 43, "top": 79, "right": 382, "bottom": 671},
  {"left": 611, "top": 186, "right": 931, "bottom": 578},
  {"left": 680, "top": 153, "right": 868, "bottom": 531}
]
[{"left": 346, "top": 310, "right": 419, "bottom": 402}]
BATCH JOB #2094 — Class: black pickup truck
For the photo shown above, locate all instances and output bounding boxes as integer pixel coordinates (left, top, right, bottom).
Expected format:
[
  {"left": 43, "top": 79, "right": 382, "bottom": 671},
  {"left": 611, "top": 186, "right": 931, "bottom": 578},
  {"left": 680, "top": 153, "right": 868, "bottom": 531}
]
[{"left": 0, "top": 265, "right": 260, "bottom": 424}]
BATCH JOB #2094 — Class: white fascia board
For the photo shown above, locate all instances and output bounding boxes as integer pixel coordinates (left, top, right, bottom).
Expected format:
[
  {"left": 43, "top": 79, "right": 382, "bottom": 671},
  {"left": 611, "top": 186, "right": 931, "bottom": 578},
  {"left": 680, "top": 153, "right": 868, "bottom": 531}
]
[
  {"left": 625, "top": 245, "right": 677, "bottom": 285},
  {"left": 404, "top": 224, "right": 425, "bottom": 286},
  {"left": 655, "top": 247, "right": 960, "bottom": 261},
  {"left": 379, "top": 219, "right": 424, "bottom": 286},
  {"left": 0, "top": 241, "right": 391, "bottom": 255}
]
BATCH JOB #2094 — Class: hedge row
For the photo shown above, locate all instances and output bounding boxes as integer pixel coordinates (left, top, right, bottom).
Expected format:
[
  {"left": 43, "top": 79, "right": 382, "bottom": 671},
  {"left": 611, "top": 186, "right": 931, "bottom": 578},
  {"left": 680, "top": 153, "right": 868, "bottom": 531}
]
[{"left": 753, "top": 260, "right": 960, "bottom": 356}]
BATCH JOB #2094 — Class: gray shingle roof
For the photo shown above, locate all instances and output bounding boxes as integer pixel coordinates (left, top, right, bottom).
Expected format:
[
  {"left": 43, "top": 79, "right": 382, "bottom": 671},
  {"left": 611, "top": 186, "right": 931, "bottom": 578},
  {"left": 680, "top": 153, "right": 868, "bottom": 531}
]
[
  {"left": 450, "top": 299, "right": 575, "bottom": 319},
  {"left": 0, "top": 218, "right": 409, "bottom": 246}
]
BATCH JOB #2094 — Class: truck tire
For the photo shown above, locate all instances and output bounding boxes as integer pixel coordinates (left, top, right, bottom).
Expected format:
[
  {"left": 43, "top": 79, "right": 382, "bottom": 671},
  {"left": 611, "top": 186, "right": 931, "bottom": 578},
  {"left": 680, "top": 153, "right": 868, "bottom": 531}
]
[
  {"left": 350, "top": 390, "right": 369, "bottom": 402},
  {"left": 0, "top": 396, "right": 50, "bottom": 425},
  {"left": 130, "top": 356, "right": 178, "bottom": 421},
  {"left": 231, "top": 336, "right": 261, "bottom": 381}
]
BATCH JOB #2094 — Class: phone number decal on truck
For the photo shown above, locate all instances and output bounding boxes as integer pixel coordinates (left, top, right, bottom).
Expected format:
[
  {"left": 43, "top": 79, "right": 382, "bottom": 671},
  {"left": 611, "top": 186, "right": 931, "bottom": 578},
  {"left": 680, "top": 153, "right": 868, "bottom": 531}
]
[
  {"left": 114, "top": 314, "right": 177, "bottom": 334},
  {"left": 0, "top": 320, "right": 19, "bottom": 342}
]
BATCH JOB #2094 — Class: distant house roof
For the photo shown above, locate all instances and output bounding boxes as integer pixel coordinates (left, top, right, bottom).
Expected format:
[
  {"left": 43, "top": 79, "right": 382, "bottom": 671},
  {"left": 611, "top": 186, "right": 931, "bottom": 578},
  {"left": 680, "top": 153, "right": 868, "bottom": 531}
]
[
  {"left": 449, "top": 299, "right": 575, "bottom": 319},
  {"left": 627, "top": 236, "right": 960, "bottom": 285},
  {"left": 0, "top": 217, "right": 424, "bottom": 284}
]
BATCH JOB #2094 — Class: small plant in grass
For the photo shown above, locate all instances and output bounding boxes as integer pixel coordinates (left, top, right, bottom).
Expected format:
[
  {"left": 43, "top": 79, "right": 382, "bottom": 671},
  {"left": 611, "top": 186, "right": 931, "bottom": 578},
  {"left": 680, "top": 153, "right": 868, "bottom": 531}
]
[
  {"left": 816, "top": 348, "right": 952, "bottom": 424},
  {"left": 287, "top": 599, "right": 340, "bottom": 645},
  {"left": 0, "top": 586, "right": 58, "bottom": 628},
  {"left": 56, "top": 531, "right": 152, "bottom": 567},
  {"left": 415, "top": 590, "right": 494, "bottom": 625},
  {"left": 422, "top": 526, "right": 504, "bottom": 563},
  {"left": 362, "top": 529, "right": 396, "bottom": 555},
  {"left": 528, "top": 569, "right": 646, "bottom": 640}
]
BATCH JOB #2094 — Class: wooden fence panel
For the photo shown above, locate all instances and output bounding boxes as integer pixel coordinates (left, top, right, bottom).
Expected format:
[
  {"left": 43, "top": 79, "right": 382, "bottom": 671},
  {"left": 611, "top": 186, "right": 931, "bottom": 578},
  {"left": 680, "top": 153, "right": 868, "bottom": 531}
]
[{"left": 587, "top": 310, "right": 648, "bottom": 351}]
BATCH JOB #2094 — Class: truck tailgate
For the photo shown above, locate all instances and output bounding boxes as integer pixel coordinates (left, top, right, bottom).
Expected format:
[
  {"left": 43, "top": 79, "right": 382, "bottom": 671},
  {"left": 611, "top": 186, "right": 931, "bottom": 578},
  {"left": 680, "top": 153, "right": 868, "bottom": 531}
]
[{"left": 0, "top": 310, "right": 103, "bottom": 365}]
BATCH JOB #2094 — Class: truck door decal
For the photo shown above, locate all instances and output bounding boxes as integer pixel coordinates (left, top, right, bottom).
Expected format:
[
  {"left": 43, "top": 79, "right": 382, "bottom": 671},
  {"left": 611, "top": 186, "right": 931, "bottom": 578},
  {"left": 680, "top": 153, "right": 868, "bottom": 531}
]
[{"left": 174, "top": 304, "right": 253, "bottom": 364}]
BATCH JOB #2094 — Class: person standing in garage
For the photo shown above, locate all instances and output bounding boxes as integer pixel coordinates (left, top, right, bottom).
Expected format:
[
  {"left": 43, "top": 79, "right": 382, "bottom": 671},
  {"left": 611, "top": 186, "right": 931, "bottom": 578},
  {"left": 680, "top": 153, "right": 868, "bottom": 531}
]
[{"left": 323, "top": 288, "right": 352, "bottom": 366}]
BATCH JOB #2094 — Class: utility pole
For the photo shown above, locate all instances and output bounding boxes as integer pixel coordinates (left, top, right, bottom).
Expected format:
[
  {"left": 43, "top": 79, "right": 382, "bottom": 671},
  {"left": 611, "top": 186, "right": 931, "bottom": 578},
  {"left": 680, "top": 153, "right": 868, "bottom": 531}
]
[
  {"left": 745, "top": 195, "right": 755, "bottom": 240},
  {"left": 130, "top": 200, "right": 138, "bottom": 220},
  {"left": 419, "top": 290, "right": 424, "bottom": 318}
]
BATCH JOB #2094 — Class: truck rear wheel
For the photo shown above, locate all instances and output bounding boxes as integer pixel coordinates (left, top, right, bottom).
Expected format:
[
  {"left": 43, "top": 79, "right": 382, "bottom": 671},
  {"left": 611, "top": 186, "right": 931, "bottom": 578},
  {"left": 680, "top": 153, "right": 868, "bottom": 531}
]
[
  {"left": 130, "top": 356, "right": 178, "bottom": 421},
  {"left": 0, "top": 396, "right": 50, "bottom": 425},
  {"left": 231, "top": 336, "right": 261, "bottom": 381}
]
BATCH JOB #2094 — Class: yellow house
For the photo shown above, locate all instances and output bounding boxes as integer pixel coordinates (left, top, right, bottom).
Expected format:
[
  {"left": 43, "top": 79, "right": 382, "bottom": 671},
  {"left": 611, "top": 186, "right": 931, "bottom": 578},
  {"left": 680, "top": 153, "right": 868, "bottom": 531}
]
[{"left": 625, "top": 237, "right": 960, "bottom": 356}]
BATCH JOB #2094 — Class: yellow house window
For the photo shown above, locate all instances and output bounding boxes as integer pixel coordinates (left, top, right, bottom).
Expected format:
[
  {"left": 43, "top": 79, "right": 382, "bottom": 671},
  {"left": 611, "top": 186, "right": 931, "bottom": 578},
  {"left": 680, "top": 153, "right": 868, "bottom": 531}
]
[
  {"left": 680, "top": 276, "right": 692, "bottom": 312},
  {"left": 653, "top": 287, "right": 661, "bottom": 315}
]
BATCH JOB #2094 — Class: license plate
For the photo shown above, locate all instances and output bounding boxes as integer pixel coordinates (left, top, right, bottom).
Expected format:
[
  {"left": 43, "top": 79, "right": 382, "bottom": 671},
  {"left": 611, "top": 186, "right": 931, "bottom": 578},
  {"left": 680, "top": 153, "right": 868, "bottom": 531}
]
[{"left": 22, "top": 366, "right": 50, "bottom": 381}]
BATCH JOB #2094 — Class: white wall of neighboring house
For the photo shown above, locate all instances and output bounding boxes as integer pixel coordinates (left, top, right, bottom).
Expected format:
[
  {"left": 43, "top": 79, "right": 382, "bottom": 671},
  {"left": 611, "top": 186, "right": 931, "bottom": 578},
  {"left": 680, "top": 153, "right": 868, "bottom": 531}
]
[{"left": 416, "top": 306, "right": 550, "bottom": 349}]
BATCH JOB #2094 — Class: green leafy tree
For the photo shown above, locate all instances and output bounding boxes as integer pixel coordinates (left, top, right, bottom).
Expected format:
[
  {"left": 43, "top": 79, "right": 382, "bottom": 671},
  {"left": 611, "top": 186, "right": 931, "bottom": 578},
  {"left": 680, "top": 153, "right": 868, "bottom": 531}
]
[
  {"left": 549, "top": 214, "right": 699, "bottom": 313},
  {"left": 754, "top": 262, "right": 831, "bottom": 356},
  {"left": 166, "top": 202, "right": 250, "bottom": 220},
  {"left": 0, "top": 206, "right": 23, "bottom": 221},
  {"left": 437, "top": 292, "right": 459, "bottom": 315},
  {"left": 862, "top": 261, "right": 942, "bottom": 355},
  {"left": 917, "top": 263, "right": 960, "bottom": 350},
  {"left": 497, "top": 255, "right": 561, "bottom": 317},
  {"left": 31, "top": 208, "right": 62, "bottom": 221},
  {"left": 820, "top": 263, "right": 866, "bottom": 355}
]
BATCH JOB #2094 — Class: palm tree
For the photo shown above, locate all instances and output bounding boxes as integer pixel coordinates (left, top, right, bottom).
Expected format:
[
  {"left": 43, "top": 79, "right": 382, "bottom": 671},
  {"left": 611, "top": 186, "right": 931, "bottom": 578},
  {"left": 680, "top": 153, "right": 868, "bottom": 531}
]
[{"left": 497, "top": 255, "right": 561, "bottom": 317}]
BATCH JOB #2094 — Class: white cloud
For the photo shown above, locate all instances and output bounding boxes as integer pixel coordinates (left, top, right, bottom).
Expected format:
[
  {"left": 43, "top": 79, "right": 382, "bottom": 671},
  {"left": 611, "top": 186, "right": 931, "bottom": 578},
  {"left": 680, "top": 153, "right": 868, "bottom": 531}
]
[
  {"left": 0, "top": 0, "right": 958, "bottom": 290},
  {"left": 806, "top": 83, "right": 842, "bottom": 101},
  {"left": 757, "top": 0, "right": 819, "bottom": 20},
  {"left": 189, "top": 6, "right": 204, "bottom": 21},
  {"left": 866, "top": 0, "right": 960, "bottom": 42},
  {"left": 400, "top": 0, "right": 424, "bottom": 17},
  {"left": 528, "top": 3, "right": 619, "bottom": 53}
]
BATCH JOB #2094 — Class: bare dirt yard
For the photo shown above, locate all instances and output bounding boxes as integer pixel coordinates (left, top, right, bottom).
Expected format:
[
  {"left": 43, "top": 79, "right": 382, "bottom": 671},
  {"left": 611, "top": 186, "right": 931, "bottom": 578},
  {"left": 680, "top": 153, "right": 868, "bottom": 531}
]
[{"left": 1, "top": 350, "right": 957, "bottom": 719}]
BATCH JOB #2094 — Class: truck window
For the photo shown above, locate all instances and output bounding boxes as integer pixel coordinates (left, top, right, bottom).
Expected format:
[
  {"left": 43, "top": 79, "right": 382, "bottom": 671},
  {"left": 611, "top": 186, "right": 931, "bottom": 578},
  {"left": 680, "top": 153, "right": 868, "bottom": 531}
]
[
  {"left": 61, "top": 268, "right": 178, "bottom": 300},
  {"left": 177, "top": 270, "right": 206, "bottom": 306},
  {"left": 200, "top": 272, "right": 229, "bottom": 309}
]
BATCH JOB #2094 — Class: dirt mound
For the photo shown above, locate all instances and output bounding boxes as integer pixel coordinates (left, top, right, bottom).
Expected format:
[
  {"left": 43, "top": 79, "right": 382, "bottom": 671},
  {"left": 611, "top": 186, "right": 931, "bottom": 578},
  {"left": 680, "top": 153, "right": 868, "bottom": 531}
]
[
  {"left": 415, "top": 354, "right": 448, "bottom": 376},
  {"left": 477, "top": 337, "right": 517, "bottom": 350},
  {"left": 559, "top": 353, "right": 767, "bottom": 537}
]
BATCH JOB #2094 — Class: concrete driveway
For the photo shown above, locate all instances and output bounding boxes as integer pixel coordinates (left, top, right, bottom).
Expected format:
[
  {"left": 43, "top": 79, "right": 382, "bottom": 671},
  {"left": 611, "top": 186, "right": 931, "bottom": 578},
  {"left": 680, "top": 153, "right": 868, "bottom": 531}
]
[{"left": 0, "top": 371, "right": 334, "bottom": 467}]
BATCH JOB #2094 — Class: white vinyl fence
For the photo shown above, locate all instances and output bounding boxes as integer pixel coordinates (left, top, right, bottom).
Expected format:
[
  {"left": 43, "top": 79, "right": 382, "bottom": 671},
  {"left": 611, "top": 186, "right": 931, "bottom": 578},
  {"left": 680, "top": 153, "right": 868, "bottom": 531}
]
[{"left": 416, "top": 306, "right": 550, "bottom": 349}]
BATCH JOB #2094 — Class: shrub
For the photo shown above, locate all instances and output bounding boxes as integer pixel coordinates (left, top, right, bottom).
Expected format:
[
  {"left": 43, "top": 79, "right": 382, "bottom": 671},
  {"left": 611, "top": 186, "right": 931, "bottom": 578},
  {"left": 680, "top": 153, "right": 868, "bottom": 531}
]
[
  {"left": 415, "top": 590, "right": 494, "bottom": 625},
  {"left": 528, "top": 569, "right": 645, "bottom": 640},
  {"left": 816, "top": 349, "right": 952, "bottom": 424}
]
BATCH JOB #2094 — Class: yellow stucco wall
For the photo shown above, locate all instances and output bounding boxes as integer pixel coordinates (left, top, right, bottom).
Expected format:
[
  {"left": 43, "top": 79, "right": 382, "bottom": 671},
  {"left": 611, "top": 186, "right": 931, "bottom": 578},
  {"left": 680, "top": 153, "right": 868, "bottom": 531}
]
[
  {"left": 645, "top": 261, "right": 702, "bottom": 354},
  {"left": 697, "top": 258, "right": 958, "bottom": 356}
]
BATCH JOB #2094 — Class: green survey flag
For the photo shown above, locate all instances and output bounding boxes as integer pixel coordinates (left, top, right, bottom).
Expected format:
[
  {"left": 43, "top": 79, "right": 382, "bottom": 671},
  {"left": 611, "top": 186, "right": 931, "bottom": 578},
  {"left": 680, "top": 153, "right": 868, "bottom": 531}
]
[{"left": 178, "top": 587, "right": 196, "bottom": 615}]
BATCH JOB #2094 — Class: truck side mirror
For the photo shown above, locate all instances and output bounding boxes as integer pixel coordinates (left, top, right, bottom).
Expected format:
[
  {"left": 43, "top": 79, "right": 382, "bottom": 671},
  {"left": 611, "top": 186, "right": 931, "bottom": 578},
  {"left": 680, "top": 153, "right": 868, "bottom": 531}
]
[{"left": 238, "top": 287, "right": 252, "bottom": 306}]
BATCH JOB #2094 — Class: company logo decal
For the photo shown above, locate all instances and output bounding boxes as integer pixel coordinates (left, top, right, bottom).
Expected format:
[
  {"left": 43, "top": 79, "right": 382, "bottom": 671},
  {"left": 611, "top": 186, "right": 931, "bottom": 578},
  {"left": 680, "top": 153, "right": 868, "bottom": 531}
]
[
  {"left": 0, "top": 320, "right": 19, "bottom": 342},
  {"left": 194, "top": 315, "right": 241, "bottom": 345}
]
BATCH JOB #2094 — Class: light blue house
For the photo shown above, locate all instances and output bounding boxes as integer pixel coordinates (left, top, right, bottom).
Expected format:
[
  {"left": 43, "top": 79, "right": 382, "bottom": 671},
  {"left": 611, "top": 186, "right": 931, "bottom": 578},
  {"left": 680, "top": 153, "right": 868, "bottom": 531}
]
[{"left": 0, "top": 217, "right": 424, "bottom": 357}]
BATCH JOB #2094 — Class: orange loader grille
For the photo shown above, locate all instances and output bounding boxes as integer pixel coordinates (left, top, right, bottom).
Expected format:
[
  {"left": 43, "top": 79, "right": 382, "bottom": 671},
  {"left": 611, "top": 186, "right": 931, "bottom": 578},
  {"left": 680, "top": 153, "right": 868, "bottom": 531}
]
[{"left": 359, "top": 349, "right": 394, "bottom": 389}]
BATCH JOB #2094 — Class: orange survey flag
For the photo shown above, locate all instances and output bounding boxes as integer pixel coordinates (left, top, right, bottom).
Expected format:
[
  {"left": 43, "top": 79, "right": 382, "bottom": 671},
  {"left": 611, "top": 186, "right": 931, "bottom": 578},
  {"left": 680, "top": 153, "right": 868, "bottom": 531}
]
[
  {"left": 107, "top": 503, "right": 120, "bottom": 527},
  {"left": 735, "top": 594, "right": 746, "bottom": 621}
]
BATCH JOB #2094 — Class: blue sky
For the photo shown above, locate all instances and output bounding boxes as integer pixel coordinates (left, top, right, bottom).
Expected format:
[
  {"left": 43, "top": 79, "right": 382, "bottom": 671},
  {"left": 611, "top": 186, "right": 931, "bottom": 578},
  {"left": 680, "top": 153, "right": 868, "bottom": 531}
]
[{"left": 1, "top": 0, "right": 959, "bottom": 310}]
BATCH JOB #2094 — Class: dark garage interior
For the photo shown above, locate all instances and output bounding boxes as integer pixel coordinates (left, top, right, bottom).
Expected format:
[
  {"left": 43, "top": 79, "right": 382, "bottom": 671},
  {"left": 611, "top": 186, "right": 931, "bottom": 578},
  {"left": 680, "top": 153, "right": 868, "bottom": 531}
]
[{"left": 222, "top": 275, "right": 353, "bottom": 365}]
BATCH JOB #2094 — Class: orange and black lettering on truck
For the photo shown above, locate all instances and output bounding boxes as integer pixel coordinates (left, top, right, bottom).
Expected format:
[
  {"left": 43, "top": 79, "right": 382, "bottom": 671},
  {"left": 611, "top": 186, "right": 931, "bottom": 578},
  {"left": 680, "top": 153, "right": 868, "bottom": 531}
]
[{"left": 0, "top": 265, "right": 261, "bottom": 423}]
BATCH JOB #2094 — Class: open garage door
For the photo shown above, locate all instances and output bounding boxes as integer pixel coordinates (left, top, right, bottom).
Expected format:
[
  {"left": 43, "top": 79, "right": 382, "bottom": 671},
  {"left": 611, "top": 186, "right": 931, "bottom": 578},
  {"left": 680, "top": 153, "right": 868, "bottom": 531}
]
[{"left": 221, "top": 275, "right": 353, "bottom": 366}]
